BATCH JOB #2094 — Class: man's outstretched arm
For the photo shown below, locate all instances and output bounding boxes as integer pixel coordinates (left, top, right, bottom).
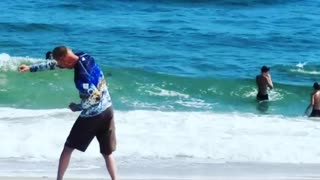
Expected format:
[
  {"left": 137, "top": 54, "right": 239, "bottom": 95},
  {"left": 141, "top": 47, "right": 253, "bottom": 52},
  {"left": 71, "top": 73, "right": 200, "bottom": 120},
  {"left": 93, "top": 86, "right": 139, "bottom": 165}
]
[{"left": 19, "top": 60, "right": 57, "bottom": 72}]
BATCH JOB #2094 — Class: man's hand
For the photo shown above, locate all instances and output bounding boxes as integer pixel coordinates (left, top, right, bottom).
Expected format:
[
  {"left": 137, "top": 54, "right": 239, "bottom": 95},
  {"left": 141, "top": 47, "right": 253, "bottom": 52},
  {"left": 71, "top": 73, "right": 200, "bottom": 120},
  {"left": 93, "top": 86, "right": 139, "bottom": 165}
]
[
  {"left": 69, "top": 102, "right": 81, "bottom": 112},
  {"left": 263, "top": 73, "right": 273, "bottom": 89},
  {"left": 18, "top": 64, "right": 30, "bottom": 72},
  {"left": 263, "top": 73, "right": 271, "bottom": 79}
]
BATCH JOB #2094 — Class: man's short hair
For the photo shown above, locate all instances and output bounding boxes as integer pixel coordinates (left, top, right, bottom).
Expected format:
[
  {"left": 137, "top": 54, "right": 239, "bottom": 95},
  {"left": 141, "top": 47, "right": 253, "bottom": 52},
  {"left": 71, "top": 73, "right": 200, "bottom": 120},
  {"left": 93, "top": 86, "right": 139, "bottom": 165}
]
[
  {"left": 45, "top": 51, "right": 52, "bottom": 60},
  {"left": 52, "top": 46, "right": 68, "bottom": 61},
  {"left": 261, "top": 66, "right": 270, "bottom": 73},
  {"left": 313, "top": 82, "right": 320, "bottom": 90}
]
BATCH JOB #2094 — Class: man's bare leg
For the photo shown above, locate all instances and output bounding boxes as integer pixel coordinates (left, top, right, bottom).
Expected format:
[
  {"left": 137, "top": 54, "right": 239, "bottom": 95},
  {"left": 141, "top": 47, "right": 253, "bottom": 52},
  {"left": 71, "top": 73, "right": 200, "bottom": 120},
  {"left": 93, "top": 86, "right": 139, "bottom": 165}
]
[
  {"left": 102, "top": 153, "right": 117, "bottom": 180},
  {"left": 57, "top": 146, "right": 74, "bottom": 180}
]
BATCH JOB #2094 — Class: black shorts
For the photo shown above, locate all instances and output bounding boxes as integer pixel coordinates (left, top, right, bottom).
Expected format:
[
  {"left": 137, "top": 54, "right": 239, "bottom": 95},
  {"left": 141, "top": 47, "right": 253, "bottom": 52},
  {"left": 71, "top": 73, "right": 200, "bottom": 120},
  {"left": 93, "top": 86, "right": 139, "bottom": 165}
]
[
  {"left": 257, "top": 93, "right": 269, "bottom": 101},
  {"left": 65, "top": 106, "right": 116, "bottom": 155},
  {"left": 310, "top": 109, "right": 320, "bottom": 117}
]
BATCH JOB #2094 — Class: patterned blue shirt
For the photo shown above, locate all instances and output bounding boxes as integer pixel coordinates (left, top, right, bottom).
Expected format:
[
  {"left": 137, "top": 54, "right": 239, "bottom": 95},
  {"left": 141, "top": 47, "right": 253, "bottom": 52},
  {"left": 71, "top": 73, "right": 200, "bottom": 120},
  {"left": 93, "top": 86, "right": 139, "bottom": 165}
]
[{"left": 30, "top": 52, "right": 112, "bottom": 117}]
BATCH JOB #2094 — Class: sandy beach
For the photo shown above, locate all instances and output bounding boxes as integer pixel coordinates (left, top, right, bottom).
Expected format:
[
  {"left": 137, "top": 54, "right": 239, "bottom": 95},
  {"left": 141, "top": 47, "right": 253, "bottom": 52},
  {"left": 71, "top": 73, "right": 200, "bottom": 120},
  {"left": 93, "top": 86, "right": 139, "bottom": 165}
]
[
  {"left": 1, "top": 176, "right": 320, "bottom": 180},
  {"left": 2, "top": 162, "right": 320, "bottom": 180}
]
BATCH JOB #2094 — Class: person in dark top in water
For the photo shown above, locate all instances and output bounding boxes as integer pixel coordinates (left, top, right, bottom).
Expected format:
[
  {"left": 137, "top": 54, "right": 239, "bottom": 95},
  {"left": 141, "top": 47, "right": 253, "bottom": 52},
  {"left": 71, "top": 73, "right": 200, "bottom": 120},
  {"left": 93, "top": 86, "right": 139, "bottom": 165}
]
[
  {"left": 256, "top": 66, "right": 274, "bottom": 101},
  {"left": 305, "top": 82, "right": 320, "bottom": 117}
]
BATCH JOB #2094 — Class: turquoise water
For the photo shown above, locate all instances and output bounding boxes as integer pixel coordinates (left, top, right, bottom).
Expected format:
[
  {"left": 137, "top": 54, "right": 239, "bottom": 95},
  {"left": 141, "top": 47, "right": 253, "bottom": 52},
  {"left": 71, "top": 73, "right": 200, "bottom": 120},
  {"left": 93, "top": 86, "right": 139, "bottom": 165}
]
[
  {"left": 0, "top": 0, "right": 320, "bottom": 115},
  {"left": 0, "top": 64, "right": 316, "bottom": 116}
]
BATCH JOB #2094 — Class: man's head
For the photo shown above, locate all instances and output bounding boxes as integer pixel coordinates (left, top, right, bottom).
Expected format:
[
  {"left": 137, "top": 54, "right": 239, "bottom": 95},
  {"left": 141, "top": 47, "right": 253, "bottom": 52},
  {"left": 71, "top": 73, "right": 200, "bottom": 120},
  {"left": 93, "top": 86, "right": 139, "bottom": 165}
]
[
  {"left": 45, "top": 51, "right": 53, "bottom": 60},
  {"left": 313, "top": 82, "right": 320, "bottom": 90},
  {"left": 52, "top": 46, "right": 68, "bottom": 61},
  {"left": 261, "top": 66, "right": 270, "bottom": 73},
  {"left": 52, "top": 46, "right": 77, "bottom": 69}
]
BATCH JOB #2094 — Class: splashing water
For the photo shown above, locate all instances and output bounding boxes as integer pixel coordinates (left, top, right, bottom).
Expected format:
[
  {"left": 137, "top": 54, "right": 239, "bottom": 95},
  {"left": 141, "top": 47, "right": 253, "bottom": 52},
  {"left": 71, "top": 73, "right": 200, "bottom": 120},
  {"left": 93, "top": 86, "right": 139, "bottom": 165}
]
[
  {"left": 296, "top": 62, "right": 307, "bottom": 68},
  {"left": 0, "top": 53, "right": 43, "bottom": 71}
]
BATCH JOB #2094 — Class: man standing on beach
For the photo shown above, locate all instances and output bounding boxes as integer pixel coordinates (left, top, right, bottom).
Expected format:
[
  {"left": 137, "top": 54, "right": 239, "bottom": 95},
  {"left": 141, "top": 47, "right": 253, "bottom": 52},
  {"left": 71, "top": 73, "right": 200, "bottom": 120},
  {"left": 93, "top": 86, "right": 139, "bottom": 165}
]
[
  {"left": 256, "top": 66, "right": 274, "bottom": 101},
  {"left": 18, "top": 46, "right": 117, "bottom": 180}
]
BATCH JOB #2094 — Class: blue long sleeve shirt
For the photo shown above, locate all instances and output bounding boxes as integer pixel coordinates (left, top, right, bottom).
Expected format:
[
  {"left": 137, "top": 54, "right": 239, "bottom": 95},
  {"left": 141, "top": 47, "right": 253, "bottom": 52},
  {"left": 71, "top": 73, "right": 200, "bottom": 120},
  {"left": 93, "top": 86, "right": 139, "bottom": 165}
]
[{"left": 30, "top": 52, "right": 112, "bottom": 117}]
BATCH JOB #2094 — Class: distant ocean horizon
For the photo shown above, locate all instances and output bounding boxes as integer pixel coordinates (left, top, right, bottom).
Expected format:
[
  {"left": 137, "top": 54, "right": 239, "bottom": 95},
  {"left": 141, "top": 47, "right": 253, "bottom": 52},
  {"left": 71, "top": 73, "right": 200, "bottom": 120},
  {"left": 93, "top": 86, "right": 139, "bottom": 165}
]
[{"left": 1, "top": 0, "right": 320, "bottom": 178}]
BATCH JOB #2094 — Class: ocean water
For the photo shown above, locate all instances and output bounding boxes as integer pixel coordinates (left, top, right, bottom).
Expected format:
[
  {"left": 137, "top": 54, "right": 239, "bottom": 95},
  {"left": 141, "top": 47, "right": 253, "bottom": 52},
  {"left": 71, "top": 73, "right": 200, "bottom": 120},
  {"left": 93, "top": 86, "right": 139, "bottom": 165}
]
[{"left": 1, "top": 0, "right": 320, "bottom": 178}]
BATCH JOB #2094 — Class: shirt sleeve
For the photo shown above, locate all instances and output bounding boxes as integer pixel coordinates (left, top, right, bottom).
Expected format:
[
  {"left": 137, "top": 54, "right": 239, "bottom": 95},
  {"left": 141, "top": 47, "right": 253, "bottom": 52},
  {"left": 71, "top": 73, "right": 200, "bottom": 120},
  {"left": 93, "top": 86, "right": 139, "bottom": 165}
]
[{"left": 30, "top": 60, "right": 58, "bottom": 72}]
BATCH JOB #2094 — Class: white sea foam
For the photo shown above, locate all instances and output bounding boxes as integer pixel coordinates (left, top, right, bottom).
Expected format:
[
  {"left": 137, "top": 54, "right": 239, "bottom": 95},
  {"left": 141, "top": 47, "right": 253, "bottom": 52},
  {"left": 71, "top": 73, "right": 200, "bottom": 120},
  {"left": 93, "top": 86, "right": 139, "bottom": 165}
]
[
  {"left": 268, "top": 89, "right": 283, "bottom": 101},
  {"left": 289, "top": 62, "right": 320, "bottom": 75},
  {"left": 242, "top": 88, "right": 283, "bottom": 101},
  {"left": 243, "top": 87, "right": 257, "bottom": 98},
  {"left": 175, "top": 98, "right": 213, "bottom": 108},
  {"left": 290, "top": 68, "right": 320, "bottom": 75},
  {"left": 1, "top": 108, "right": 320, "bottom": 164},
  {"left": 145, "top": 87, "right": 190, "bottom": 98},
  {"left": 0, "top": 53, "right": 43, "bottom": 71},
  {"left": 296, "top": 62, "right": 307, "bottom": 68}
]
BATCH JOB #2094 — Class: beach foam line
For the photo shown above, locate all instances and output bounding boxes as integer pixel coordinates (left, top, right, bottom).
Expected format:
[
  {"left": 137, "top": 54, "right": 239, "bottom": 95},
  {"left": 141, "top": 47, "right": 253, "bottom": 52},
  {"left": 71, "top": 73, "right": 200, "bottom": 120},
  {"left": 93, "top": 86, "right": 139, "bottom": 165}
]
[{"left": 2, "top": 108, "right": 320, "bottom": 163}]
